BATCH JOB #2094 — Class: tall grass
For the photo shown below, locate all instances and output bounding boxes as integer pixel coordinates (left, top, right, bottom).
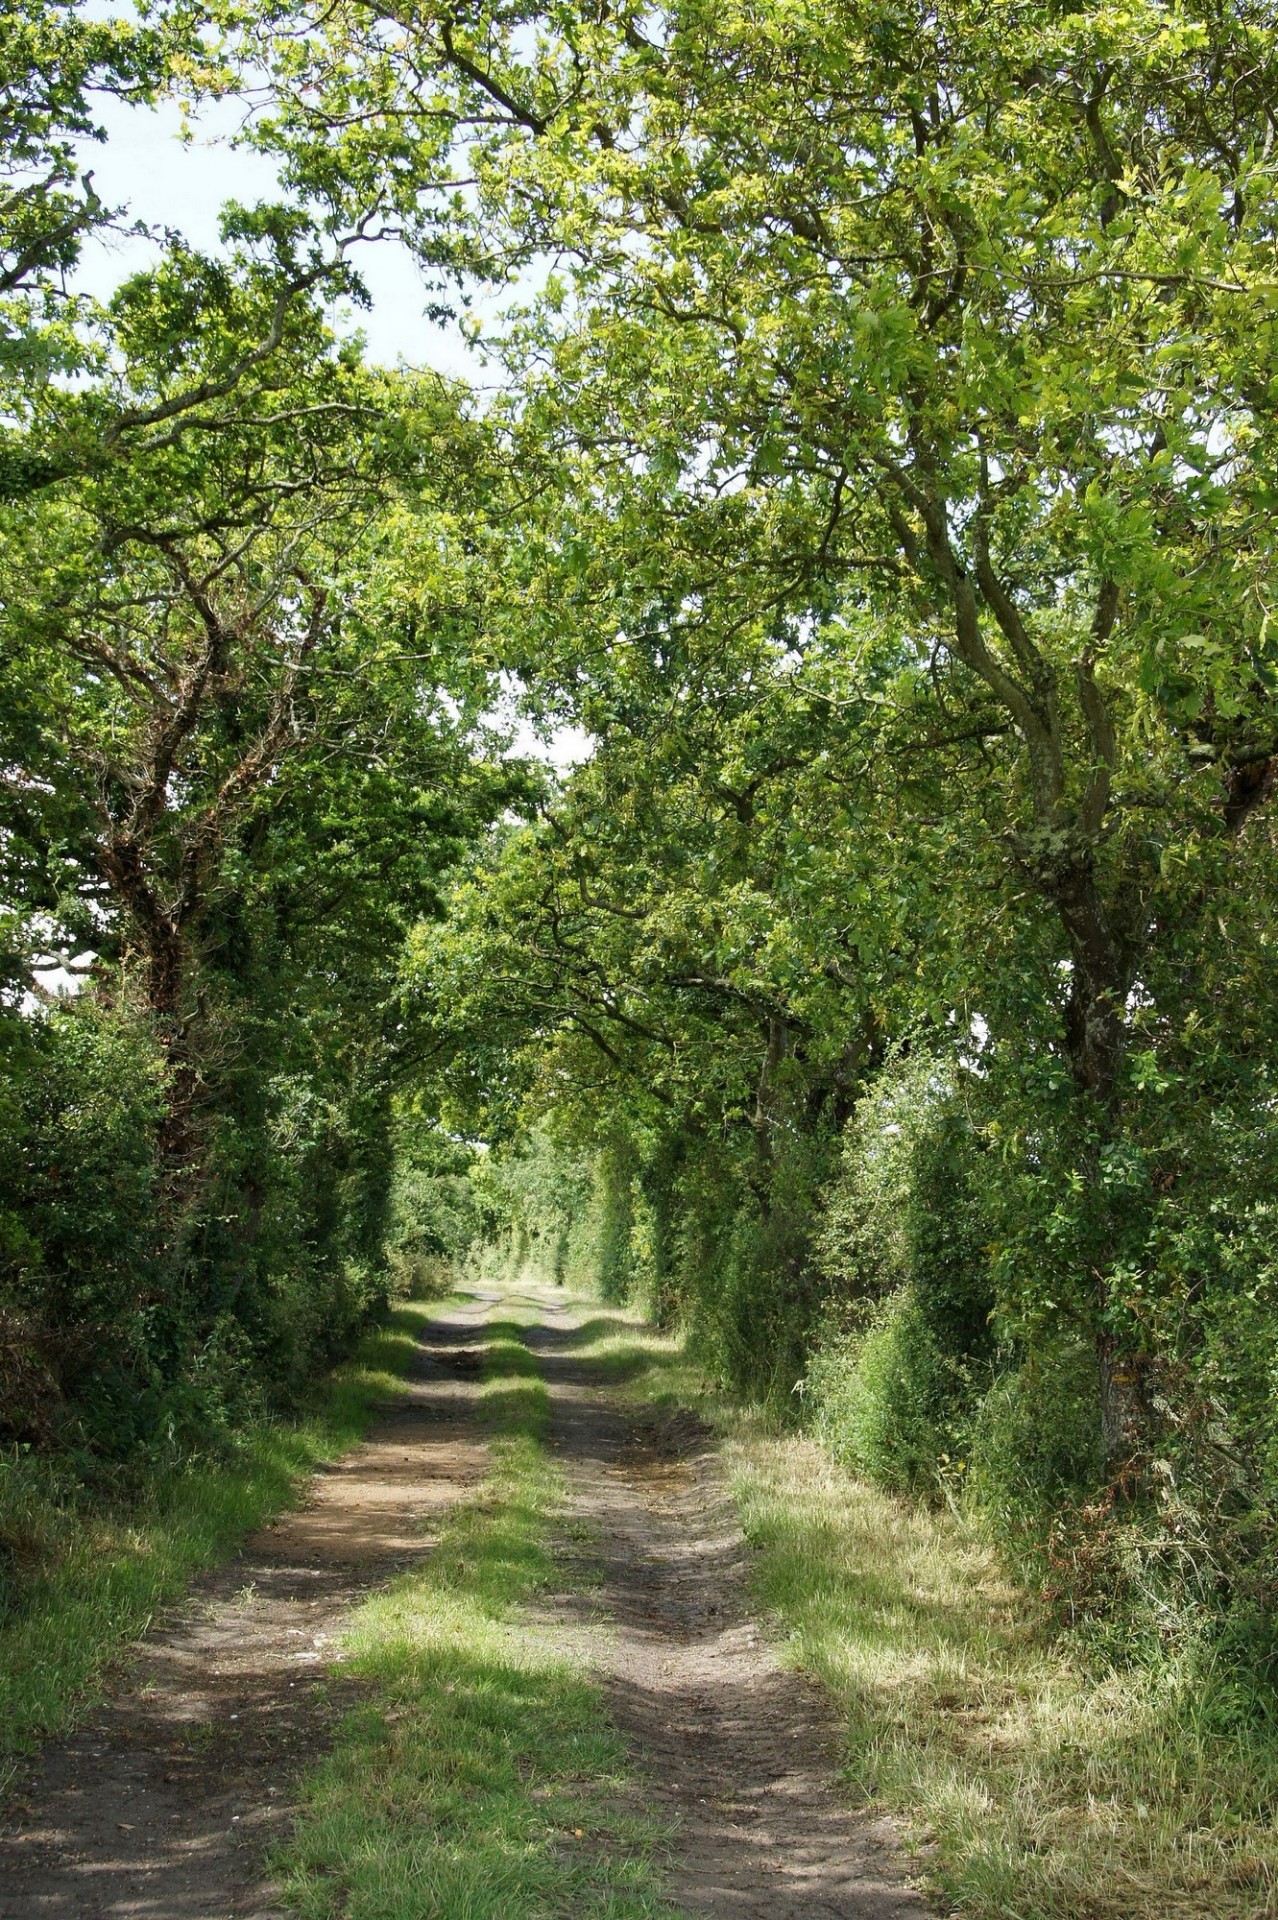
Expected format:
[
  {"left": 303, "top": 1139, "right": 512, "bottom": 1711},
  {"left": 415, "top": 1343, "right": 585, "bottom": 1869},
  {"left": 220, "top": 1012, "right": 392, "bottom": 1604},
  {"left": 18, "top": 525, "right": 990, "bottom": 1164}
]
[
  {"left": 729, "top": 1427, "right": 1278, "bottom": 1919},
  {"left": 0, "top": 1299, "right": 443, "bottom": 1773}
]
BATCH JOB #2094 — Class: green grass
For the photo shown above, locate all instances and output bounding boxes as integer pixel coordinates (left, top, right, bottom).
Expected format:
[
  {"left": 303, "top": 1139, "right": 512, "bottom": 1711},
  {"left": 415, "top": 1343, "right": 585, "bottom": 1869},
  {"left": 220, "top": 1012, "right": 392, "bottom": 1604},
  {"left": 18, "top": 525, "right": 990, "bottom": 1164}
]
[
  {"left": 564, "top": 1297, "right": 1278, "bottom": 1920},
  {"left": 277, "top": 1300, "right": 682, "bottom": 1920},
  {"left": 0, "top": 1297, "right": 444, "bottom": 1774},
  {"left": 727, "top": 1429, "right": 1278, "bottom": 1919},
  {"left": 551, "top": 1311, "right": 701, "bottom": 1402}
]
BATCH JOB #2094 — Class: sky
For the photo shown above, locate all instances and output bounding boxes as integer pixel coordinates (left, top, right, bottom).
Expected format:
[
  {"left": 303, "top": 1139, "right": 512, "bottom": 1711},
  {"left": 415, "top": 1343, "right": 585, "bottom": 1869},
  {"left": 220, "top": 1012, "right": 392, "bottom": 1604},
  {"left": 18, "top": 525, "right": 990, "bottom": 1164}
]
[
  {"left": 28, "top": 89, "right": 589, "bottom": 1000},
  {"left": 74, "top": 93, "right": 490, "bottom": 377}
]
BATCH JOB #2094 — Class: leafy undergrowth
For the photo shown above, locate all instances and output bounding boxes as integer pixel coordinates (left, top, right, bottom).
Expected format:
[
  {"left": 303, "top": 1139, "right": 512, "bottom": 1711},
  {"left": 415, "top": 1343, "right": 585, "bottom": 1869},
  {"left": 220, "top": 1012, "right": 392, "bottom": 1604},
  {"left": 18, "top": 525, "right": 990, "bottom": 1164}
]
[
  {"left": 0, "top": 1299, "right": 444, "bottom": 1773},
  {"left": 566, "top": 1297, "right": 1278, "bottom": 1920},
  {"left": 277, "top": 1295, "right": 680, "bottom": 1920}
]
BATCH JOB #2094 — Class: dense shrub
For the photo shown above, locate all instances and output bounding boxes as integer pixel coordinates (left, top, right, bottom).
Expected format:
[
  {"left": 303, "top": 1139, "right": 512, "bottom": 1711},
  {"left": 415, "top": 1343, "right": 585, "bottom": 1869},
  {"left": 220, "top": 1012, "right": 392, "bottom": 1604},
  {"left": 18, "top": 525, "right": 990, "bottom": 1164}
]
[
  {"left": 469, "top": 1126, "right": 595, "bottom": 1289},
  {"left": 963, "top": 1336, "right": 1105, "bottom": 1540},
  {"left": 677, "top": 1134, "right": 831, "bottom": 1402},
  {"left": 0, "top": 994, "right": 406, "bottom": 1468},
  {"left": 805, "top": 1051, "right": 998, "bottom": 1489},
  {"left": 805, "top": 1296, "right": 952, "bottom": 1491},
  {"left": 794, "top": 1013, "right": 1278, "bottom": 1683},
  {"left": 0, "top": 1003, "right": 165, "bottom": 1450}
]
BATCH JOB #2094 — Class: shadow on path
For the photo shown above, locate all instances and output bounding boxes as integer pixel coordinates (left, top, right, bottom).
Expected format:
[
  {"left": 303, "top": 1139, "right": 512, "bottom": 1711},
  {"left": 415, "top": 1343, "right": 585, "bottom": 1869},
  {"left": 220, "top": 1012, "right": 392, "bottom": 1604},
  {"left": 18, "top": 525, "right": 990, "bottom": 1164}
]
[
  {"left": 0, "top": 1285, "right": 933, "bottom": 1920},
  {"left": 521, "top": 1287, "right": 932, "bottom": 1920}
]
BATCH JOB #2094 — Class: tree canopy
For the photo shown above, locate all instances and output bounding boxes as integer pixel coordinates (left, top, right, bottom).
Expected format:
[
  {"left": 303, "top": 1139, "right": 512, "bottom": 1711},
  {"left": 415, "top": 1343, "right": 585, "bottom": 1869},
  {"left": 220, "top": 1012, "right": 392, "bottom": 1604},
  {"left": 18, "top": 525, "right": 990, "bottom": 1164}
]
[{"left": 5, "top": 0, "right": 1278, "bottom": 1658}]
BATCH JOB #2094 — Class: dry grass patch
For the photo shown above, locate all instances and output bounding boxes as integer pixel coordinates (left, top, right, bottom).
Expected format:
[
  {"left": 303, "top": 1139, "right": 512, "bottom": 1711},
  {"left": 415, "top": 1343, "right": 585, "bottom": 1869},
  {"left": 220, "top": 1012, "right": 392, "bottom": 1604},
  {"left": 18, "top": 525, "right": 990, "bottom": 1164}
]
[{"left": 727, "top": 1425, "right": 1278, "bottom": 1920}]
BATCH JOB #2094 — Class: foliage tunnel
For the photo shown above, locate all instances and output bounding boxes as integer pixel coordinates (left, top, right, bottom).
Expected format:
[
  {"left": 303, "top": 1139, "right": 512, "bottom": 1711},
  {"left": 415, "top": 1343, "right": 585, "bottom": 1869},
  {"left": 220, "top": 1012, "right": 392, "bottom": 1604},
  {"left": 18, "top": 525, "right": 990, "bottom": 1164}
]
[{"left": 4, "top": 0, "right": 1278, "bottom": 1682}]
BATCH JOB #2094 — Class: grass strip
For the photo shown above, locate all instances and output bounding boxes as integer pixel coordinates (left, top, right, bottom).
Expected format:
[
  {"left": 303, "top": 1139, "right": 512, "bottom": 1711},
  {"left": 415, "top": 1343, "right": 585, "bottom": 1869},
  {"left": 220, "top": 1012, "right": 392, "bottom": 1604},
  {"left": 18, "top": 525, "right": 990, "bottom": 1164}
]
[
  {"left": 277, "top": 1305, "right": 679, "bottom": 1920},
  {"left": 565, "top": 1296, "right": 1278, "bottom": 1920},
  {"left": 0, "top": 1297, "right": 444, "bottom": 1770}
]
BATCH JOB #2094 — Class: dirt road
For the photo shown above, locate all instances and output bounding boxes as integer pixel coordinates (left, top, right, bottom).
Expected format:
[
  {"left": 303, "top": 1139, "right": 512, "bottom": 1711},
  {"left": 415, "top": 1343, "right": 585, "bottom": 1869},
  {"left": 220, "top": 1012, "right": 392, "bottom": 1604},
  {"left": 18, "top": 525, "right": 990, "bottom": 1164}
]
[{"left": 0, "top": 1289, "right": 930, "bottom": 1918}]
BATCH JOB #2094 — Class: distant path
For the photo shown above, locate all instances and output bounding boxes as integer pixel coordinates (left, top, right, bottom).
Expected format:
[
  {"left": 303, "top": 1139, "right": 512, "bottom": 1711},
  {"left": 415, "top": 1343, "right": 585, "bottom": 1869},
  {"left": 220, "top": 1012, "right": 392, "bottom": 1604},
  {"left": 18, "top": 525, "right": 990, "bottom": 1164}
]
[{"left": 0, "top": 1286, "right": 930, "bottom": 1918}]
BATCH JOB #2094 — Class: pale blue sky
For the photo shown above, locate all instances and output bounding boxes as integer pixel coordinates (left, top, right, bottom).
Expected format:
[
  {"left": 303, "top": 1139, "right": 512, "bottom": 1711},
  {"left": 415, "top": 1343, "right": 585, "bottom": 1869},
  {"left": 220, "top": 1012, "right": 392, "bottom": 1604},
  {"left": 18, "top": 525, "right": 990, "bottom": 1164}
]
[{"left": 74, "top": 91, "right": 492, "bottom": 378}]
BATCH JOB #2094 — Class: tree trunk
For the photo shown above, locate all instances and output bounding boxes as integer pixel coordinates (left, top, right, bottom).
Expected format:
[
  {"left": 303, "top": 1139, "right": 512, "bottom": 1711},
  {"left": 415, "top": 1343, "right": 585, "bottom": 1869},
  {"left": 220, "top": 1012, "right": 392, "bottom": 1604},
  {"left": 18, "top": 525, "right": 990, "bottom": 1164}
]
[
  {"left": 1051, "top": 863, "right": 1145, "bottom": 1470},
  {"left": 1096, "top": 1325, "right": 1143, "bottom": 1467},
  {"left": 127, "top": 910, "right": 201, "bottom": 1178},
  {"left": 99, "top": 835, "right": 202, "bottom": 1179}
]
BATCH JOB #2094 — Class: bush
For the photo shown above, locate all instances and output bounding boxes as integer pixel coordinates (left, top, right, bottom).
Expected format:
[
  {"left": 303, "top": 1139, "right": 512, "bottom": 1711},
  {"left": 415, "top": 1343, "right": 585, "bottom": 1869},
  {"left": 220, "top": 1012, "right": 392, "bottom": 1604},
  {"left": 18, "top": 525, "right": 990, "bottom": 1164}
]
[
  {"left": 0, "top": 989, "right": 410, "bottom": 1468},
  {"left": 964, "top": 1335, "right": 1105, "bottom": 1544},
  {"left": 808, "top": 1049, "right": 996, "bottom": 1487},
  {"left": 656, "top": 1123, "right": 834, "bottom": 1404},
  {"left": 0, "top": 1002, "right": 165, "bottom": 1449},
  {"left": 805, "top": 1295, "right": 953, "bottom": 1491}
]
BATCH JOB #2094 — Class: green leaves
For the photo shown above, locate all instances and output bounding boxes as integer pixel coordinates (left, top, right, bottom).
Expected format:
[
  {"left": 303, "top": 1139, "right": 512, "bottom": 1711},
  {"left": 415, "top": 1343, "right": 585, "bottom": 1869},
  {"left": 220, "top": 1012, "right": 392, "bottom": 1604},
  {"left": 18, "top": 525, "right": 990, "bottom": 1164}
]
[{"left": 0, "top": 1, "right": 168, "bottom": 394}]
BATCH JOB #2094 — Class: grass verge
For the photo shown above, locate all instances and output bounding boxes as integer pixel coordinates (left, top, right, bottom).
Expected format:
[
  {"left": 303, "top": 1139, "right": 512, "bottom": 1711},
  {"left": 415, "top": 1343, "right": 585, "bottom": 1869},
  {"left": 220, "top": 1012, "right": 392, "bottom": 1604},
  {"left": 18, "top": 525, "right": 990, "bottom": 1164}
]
[
  {"left": 728, "top": 1427, "right": 1278, "bottom": 1920},
  {"left": 566, "top": 1297, "right": 1278, "bottom": 1920},
  {"left": 277, "top": 1302, "right": 680, "bottom": 1920},
  {"left": 0, "top": 1297, "right": 444, "bottom": 1774}
]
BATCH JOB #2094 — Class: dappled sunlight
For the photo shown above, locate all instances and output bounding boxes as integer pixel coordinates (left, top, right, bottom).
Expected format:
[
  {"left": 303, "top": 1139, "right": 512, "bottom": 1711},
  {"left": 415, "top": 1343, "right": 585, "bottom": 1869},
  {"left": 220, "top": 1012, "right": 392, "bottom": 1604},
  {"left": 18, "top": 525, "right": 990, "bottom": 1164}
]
[
  {"left": 529, "top": 1291, "right": 1278, "bottom": 1917},
  {"left": 0, "top": 1299, "right": 448, "bottom": 1759},
  {"left": 276, "top": 1300, "right": 683, "bottom": 1920},
  {"left": 724, "top": 1430, "right": 1278, "bottom": 1920},
  {"left": 8, "top": 11, "right": 1278, "bottom": 1917}
]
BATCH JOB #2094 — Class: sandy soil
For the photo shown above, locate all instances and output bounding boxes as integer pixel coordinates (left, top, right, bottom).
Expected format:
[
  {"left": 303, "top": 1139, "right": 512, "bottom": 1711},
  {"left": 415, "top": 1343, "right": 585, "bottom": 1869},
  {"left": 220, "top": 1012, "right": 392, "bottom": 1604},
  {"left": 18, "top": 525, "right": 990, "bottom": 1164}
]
[{"left": 0, "top": 1288, "right": 932, "bottom": 1918}]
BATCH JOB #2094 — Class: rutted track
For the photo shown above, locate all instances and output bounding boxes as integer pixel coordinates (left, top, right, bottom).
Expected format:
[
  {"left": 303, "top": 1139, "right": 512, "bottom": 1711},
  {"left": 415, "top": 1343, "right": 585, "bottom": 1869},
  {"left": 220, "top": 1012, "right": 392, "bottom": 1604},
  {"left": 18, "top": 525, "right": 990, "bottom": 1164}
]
[
  {"left": 523, "top": 1289, "right": 930, "bottom": 1920},
  {"left": 0, "top": 1287, "right": 930, "bottom": 1918}
]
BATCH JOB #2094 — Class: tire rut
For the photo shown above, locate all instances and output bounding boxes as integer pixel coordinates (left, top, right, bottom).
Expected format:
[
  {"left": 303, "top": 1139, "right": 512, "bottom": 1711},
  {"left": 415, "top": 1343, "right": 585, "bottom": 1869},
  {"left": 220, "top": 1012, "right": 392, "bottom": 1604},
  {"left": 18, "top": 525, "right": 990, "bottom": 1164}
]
[
  {"left": 524, "top": 1290, "right": 933, "bottom": 1920},
  {"left": 0, "top": 1294, "right": 498, "bottom": 1920},
  {"left": 1, "top": 1288, "right": 934, "bottom": 1919}
]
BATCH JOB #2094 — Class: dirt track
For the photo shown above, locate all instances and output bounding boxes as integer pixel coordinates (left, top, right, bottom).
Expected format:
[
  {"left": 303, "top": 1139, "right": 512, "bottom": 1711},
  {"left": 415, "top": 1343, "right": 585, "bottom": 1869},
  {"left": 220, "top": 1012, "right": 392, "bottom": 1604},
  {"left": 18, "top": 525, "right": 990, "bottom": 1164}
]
[{"left": 0, "top": 1288, "right": 930, "bottom": 1918}]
